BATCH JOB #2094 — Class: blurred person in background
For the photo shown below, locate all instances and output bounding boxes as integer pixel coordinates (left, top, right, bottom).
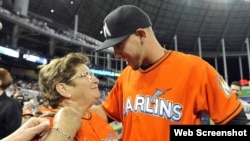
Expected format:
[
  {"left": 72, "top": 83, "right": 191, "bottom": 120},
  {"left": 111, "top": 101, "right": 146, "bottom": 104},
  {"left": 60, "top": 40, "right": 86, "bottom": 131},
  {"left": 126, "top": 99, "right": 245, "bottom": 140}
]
[
  {"left": 0, "top": 67, "right": 22, "bottom": 139},
  {"left": 22, "top": 109, "right": 34, "bottom": 124},
  {"left": 38, "top": 52, "right": 118, "bottom": 140},
  {"left": 22, "top": 102, "right": 34, "bottom": 124},
  {"left": 13, "top": 92, "right": 25, "bottom": 108},
  {"left": 38, "top": 98, "right": 52, "bottom": 115},
  {"left": 230, "top": 80, "right": 250, "bottom": 122}
]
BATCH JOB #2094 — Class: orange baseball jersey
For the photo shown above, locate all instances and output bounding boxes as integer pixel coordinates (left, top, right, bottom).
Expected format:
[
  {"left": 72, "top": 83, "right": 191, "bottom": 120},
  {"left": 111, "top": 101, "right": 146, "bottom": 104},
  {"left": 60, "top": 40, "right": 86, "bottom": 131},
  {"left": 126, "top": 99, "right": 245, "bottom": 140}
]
[
  {"left": 102, "top": 50, "right": 243, "bottom": 141},
  {"left": 43, "top": 111, "right": 118, "bottom": 141}
]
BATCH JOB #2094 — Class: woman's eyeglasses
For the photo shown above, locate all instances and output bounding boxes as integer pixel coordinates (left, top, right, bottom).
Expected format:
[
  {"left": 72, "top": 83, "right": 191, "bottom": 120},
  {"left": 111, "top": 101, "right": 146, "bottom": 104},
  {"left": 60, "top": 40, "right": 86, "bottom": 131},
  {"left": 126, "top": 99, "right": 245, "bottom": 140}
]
[{"left": 68, "top": 71, "right": 94, "bottom": 81}]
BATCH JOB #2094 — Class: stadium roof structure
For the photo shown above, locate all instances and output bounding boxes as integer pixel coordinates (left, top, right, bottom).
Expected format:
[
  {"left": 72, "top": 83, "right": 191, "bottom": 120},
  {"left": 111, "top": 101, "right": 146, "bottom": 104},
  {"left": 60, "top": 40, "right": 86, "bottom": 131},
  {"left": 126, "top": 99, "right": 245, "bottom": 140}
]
[
  {"left": 0, "top": 0, "right": 250, "bottom": 83},
  {"left": 27, "top": 0, "right": 250, "bottom": 58}
]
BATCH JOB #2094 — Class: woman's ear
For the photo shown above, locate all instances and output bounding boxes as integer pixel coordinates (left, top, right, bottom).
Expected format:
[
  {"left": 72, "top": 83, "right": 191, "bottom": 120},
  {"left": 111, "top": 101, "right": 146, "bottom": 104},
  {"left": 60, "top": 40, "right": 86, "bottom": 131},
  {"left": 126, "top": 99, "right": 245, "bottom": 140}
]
[{"left": 55, "top": 83, "right": 71, "bottom": 98}]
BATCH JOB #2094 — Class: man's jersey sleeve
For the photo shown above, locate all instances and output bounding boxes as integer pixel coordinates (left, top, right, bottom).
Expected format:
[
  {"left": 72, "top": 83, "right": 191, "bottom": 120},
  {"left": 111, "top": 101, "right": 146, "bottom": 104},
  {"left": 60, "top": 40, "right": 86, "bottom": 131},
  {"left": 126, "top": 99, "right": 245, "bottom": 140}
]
[{"left": 198, "top": 61, "right": 243, "bottom": 124}]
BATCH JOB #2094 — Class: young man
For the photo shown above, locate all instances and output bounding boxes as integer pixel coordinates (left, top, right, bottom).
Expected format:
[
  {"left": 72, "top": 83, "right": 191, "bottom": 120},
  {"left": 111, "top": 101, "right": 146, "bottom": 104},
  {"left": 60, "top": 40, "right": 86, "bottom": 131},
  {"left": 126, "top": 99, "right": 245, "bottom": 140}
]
[{"left": 93, "top": 5, "right": 248, "bottom": 141}]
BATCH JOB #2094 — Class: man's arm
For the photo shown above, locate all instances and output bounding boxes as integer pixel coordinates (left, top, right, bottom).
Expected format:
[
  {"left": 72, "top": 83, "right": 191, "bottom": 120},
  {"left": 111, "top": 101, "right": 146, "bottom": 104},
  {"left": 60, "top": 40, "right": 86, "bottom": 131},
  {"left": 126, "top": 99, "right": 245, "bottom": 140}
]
[
  {"left": 240, "top": 99, "right": 250, "bottom": 113},
  {"left": 226, "top": 109, "right": 248, "bottom": 125}
]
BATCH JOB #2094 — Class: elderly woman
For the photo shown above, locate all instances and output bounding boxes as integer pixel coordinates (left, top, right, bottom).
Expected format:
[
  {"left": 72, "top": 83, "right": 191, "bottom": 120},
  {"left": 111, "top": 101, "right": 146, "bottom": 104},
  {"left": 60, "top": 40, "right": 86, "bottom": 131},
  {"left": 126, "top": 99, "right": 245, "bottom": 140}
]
[{"left": 38, "top": 52, "right": 118, "bottom": 141}]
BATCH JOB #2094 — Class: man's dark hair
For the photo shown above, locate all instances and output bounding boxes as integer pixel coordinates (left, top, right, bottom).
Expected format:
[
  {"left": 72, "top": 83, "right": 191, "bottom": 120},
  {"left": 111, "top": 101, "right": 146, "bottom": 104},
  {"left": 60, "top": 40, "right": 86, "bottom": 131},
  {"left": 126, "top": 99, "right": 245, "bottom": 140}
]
[{"left": 230, "top": 81, "right": 241, "bottom": 89}]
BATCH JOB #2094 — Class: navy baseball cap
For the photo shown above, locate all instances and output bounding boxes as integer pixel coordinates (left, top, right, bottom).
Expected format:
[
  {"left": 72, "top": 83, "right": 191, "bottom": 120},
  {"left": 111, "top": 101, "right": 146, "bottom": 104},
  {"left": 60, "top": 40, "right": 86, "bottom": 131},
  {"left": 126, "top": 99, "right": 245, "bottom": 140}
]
[{"left": 95, "top": 5, "right": 152, "bottom": 52}]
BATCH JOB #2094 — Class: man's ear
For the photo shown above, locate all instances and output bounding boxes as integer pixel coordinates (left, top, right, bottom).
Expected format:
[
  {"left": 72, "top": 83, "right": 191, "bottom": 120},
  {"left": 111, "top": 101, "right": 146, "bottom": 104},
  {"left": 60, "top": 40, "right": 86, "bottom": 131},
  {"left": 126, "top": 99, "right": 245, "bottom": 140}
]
[
  {"left": 55, "top": 83, "right": 70, "bottom": 98},
  {"left": 135, "top": 28, "right": 146, "bottom": 44},
  {"left": 135, "top": 28, "right": 146, "bottom": 37}
]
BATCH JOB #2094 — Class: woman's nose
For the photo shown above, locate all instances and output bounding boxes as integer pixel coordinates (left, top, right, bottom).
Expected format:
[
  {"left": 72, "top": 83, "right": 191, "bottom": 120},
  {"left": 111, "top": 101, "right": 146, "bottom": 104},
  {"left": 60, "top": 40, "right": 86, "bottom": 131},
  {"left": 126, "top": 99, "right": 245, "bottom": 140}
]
[{"left": 91, "top": 74, "right": 99, "bottom": 84}]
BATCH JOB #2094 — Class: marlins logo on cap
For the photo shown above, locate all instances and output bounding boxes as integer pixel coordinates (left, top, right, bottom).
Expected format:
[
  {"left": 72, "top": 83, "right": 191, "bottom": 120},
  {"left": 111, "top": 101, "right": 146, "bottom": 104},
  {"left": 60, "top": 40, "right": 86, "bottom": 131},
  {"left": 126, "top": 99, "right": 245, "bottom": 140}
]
[
  {"left": 103, "top": 22, "right": 111, "bottom": 39},
  {"left": 95, "top": 5, "right": 152, "bottom": 52}
]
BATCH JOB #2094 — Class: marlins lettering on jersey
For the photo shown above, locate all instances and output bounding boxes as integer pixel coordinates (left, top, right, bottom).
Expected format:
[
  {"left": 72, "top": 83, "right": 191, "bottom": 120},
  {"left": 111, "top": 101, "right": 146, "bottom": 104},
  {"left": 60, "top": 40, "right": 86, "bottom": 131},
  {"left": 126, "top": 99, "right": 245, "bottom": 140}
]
[{"left": 123, "top": 88, "right": 183, "bottom": 121}]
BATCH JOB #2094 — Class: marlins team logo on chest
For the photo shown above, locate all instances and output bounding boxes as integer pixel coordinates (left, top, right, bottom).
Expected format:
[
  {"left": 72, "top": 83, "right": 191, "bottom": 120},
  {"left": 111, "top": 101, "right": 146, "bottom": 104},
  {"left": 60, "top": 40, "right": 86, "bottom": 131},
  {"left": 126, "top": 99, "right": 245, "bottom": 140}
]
[
  {"left": 103, "top": 22, "right": 111, "bottom": 39},
  {"left": 218, "top": 74, "right": 231, "bottom": 97},
  {"left": 123, "top": 88, "right": 183, "bottom": 122}
]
